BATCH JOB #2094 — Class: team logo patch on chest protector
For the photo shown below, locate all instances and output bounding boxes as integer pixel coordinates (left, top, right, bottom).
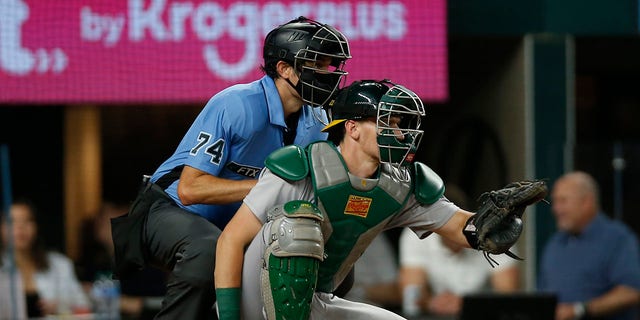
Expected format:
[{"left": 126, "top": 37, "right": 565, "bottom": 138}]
[
  {"left": 308, "top": 142, "right": 412, "bottom": 223},
  {"left": 344, "top": 195, "right": 373, "bottom": 217}
]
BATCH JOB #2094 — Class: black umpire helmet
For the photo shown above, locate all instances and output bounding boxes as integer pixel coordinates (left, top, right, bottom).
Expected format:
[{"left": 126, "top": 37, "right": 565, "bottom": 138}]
[{"left": 263, "top": 17, "right": 351, "bottom": 107}]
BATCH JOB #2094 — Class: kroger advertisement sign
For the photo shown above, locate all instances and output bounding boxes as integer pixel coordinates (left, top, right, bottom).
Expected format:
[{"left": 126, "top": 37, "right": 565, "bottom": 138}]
[{"left": 0, "top": 0, "right": 447, "bottom": 103}]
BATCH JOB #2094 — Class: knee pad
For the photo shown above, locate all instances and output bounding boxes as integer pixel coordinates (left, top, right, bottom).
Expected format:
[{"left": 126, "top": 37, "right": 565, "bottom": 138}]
[{"left": 261, "top": 201, "right": 324, "bottom": 320}]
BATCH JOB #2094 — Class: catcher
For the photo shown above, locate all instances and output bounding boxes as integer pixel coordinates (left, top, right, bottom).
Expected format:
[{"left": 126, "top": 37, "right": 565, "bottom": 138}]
[{"left": 214, "top": 80, "right": 548, "bottom": 320}]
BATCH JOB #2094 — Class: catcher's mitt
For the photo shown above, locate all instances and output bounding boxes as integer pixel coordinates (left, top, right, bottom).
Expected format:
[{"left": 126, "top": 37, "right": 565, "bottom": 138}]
[{"left": 463, "top": 180, "right": 548, "bottom": 266}]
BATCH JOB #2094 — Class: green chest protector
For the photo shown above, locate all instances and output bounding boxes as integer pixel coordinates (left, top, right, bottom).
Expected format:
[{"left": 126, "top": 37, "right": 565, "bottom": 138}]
[{"left": 265, "top": 141, "right": 445, "bottom": 292}]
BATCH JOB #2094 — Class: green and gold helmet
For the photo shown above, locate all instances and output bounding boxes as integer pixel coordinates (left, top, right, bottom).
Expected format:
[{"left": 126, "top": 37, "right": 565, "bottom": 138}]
[
  {"left": 322, "top": 80, "right": 425, "bottom": 175},
  {"left": 321, "top": 80, "right": 389, "bottom": 130}
]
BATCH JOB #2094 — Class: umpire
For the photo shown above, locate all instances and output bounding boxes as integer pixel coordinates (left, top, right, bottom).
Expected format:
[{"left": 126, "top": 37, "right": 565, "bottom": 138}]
[{"left": 110, "top": 17, "right": 351, "bottom": 319}]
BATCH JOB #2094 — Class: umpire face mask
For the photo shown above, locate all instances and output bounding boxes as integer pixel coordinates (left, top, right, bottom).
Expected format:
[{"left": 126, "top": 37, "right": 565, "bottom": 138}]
[{"left": 286, "top": 59, "right": 347, "bottom": 108}]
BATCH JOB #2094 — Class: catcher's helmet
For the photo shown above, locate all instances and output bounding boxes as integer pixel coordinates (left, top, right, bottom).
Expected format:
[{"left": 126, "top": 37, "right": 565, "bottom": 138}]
[
  {"left": 264, "top": 17, "right": 351, "bottom": 107},
  {"left": 321, "top": 80, "right": 388, "bottom": 128},
  {"left": 322, "top": 80, "right": 425, "bottom": 175}
]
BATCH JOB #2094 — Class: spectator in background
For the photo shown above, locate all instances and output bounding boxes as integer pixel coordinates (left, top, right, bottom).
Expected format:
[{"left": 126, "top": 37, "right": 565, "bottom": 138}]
[
  {"left": 539, "top": 171, "right": 640, "bottom": 320},
  {"left": 0, "top": 199, "right": 90, "bottom": 317},
  {"left": 398, "top": 184, "right": 520, "bottom": 317},
  {"left": 77, "top": 202, "right": 125, "bottom": 285},
  {"left": 76, "top": 201, "right": 167, "bottom": 320}
]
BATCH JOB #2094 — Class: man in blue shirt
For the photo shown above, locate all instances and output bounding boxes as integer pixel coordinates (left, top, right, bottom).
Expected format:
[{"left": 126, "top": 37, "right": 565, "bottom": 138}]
[
  {"left": 110, "top": 16, "right": 351, "bottom": 319},
  {"left": 539, "top": 171, "right": 640, "bottom": 320}
]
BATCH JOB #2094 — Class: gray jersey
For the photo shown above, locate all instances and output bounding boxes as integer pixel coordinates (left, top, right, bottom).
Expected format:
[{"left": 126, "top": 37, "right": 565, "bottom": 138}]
[
  {"left": 240, "top": 168, "right": 458, "bottom": 319},
  {"left": 245, "top": 167, "right": 458, "bottom": 238}
]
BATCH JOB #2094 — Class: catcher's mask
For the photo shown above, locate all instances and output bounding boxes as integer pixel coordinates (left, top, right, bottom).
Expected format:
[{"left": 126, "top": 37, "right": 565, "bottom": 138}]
[
  {"left": 263, "top": 16, "right": 351, "bottom": 107},
  {"left": 322, "top": 80, "right": 425, "bottom": 177},
  {"left": 376, "top": 84, "right": 425, "bottom": 169}
]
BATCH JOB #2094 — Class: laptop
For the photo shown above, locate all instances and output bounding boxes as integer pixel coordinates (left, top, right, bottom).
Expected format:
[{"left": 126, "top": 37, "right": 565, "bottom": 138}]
[{"left": 459, "top": 293, "right": 557, "bottom": 320}]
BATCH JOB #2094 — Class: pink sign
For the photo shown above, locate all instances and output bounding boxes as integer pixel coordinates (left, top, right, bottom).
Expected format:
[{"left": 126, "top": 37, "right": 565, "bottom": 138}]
[{"left": 0, "top": 0, "right": 447, "bottom": 104}]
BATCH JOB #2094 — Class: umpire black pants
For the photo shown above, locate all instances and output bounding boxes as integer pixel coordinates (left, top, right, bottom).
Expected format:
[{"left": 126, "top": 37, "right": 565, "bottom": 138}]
[{"left": 112, "top": 182, "right": 221, "bottom": 319}]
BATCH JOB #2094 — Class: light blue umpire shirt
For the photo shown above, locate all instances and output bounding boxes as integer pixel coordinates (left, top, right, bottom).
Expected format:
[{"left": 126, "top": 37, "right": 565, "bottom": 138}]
[{"left": 151, "top": 75, "right": 328, "bottom": 229}]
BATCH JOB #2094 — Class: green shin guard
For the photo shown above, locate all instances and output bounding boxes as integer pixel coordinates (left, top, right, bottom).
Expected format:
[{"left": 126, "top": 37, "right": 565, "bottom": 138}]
[
  {"left": 263, "top": 254, "right": 319, "bottom": 320},
  {"left": 261, "top": 200, "right": 324, "bottom": 320}
]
